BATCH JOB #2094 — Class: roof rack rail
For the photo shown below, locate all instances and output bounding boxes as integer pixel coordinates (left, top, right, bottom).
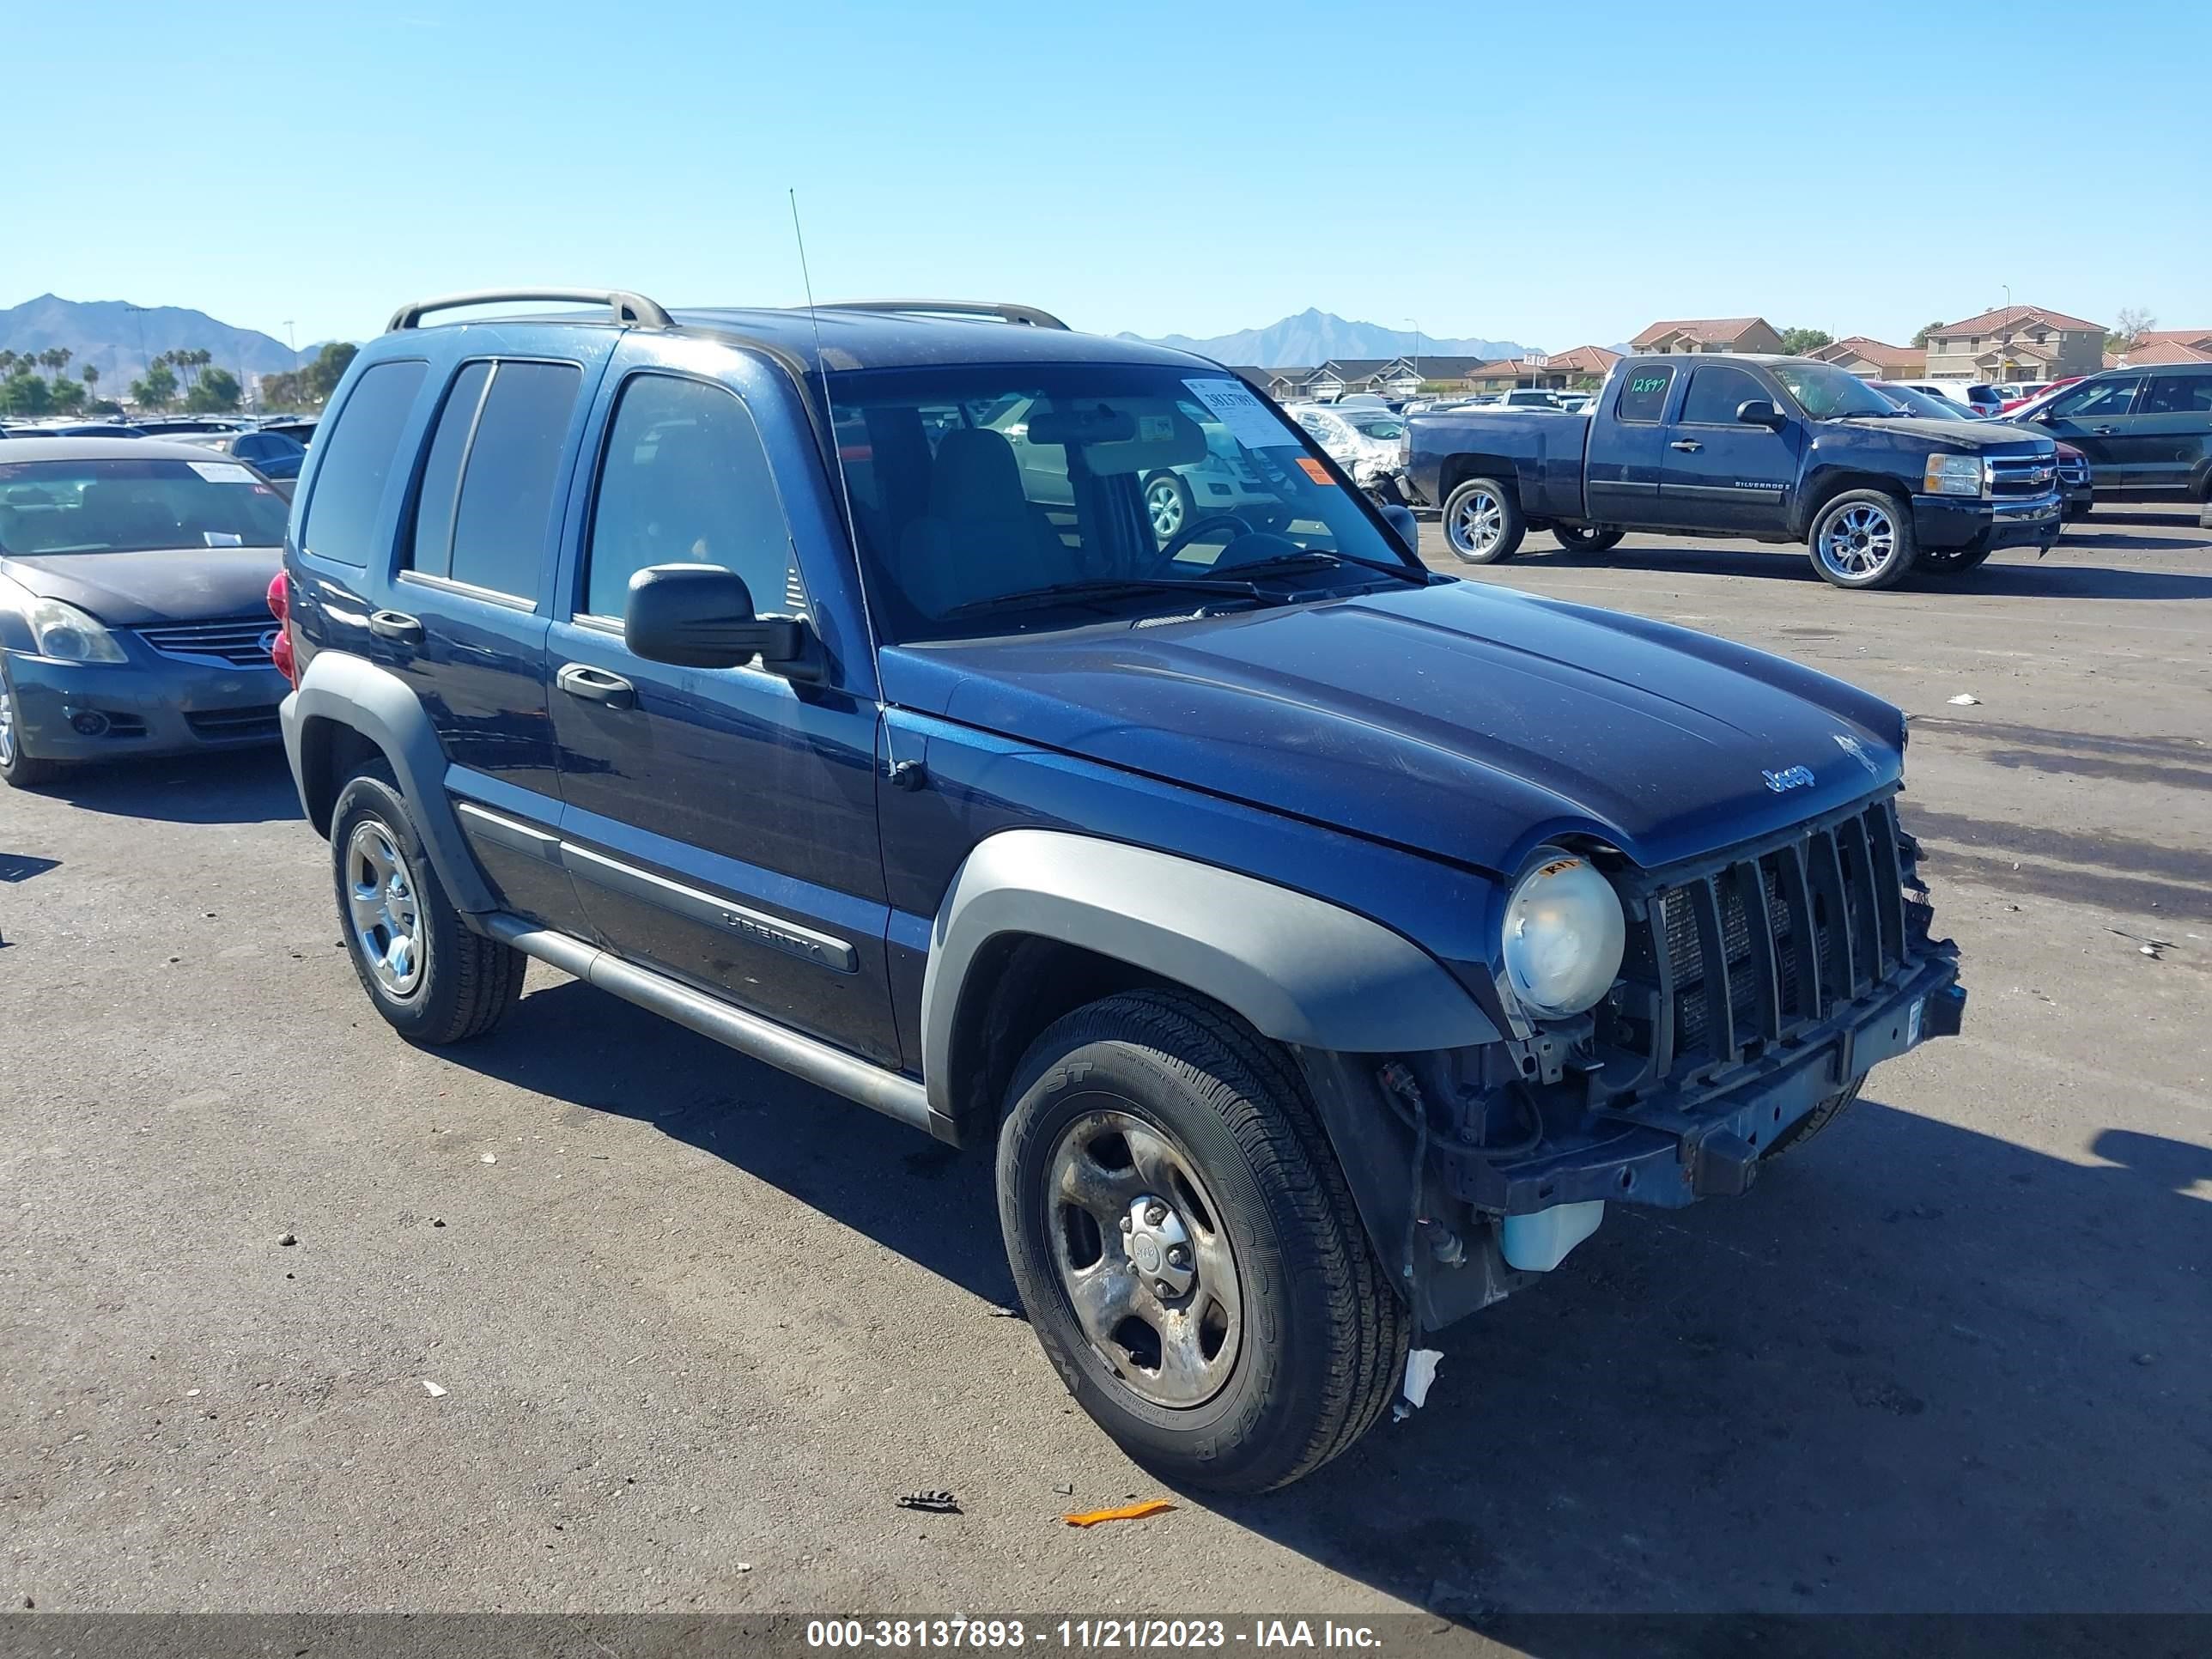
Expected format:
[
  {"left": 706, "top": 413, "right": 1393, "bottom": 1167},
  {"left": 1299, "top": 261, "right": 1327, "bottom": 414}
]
[
  {"left": 823, "top": 299, "right": 1069, "bottom": 331},
  {"left": 386, "top": 289, "right": 673, "bottom": 332}
]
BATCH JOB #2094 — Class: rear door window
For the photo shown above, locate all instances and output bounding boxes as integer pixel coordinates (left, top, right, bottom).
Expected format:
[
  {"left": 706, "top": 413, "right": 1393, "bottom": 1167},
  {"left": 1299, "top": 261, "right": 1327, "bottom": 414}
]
[
  {"left": 404, "top": 359, "right": 580, "bottom": 599},
  {"left": 299, "top": 359, "right": 428, "bottom": 567},
  {"left": 2140, "top": 373, "right": 2212, "bottom": 416},
  {"left": 1616, "top": 367, "right": 1674, "bottom": 423}
]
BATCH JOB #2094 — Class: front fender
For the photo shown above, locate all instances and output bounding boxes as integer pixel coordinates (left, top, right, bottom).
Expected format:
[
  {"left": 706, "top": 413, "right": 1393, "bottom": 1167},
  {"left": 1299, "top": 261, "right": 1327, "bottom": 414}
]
[
  {"left": 918, "top": 829, "right": 1500, "bottom": 1125},
  {"left": 280, "top": 650, "right": 496, "bottom": 914}
]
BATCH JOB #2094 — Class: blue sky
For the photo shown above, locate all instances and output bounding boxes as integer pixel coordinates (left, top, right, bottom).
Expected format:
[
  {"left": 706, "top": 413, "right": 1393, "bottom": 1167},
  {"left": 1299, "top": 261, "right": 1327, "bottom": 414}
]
[{"left": 7, "top": 0, "right": 2208, "bottom": 353}]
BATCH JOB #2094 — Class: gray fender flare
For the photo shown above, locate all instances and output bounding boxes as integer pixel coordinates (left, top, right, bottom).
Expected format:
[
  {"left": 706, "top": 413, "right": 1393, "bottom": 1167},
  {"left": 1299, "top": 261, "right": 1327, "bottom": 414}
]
[
  {"left": 279, "top": 651, "right": 496, "bottom": 914},
  {"left": 919, "top": 829, "right": 1498, "bottom": 1123}
]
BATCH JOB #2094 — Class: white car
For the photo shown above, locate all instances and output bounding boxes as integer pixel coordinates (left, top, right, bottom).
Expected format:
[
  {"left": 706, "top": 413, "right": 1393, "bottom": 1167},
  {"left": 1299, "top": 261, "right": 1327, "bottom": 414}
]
[
  {"left": 1894, "top": 380, "right": 2005, "bottom": 418},
  {"left": 1282, "top": 402, "right": 1408, "bottom": 489}
]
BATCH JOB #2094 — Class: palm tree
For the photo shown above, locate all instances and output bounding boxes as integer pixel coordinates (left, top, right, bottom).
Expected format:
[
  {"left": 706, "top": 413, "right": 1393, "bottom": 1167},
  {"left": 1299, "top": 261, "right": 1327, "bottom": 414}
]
[
  {"left": 0, "top": 350, "right": 15, "bottom": 376},
  {"left": 82, "top": 363, "right": 101, "bottom": 398},
  {"left": 41, "top": 348, "right": 72, "bottom": 379}
]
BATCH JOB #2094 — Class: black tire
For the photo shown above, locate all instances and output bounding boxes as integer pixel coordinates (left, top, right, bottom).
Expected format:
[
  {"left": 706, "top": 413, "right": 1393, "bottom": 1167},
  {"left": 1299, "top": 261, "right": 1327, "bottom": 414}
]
[
  {"left": 1143, "top": 472, "right": 1195, "bottom": 546},
  {"left": 1808, "top": 489, "right": 1917, "bottom": 590},
  {"left": 1762, "top": 1075, "right": 1865, "bottom": 1160},
  {"left": 0, "top": 664, "right": 64, "bottom": 789},
  {"left": 1552, "top": 523, "right": 1625, "bottom": 554},
  {"left": 1914, "top": 536, "right": 1994, "bottom": 575},
  {"left": 997, "top": 988, "right": 1409, "bottom": 1493},
  {"left": 330, "top": 762, "right": 525, "bottom": 1045},
  {"left": 1442, "top": 476, "right": 1525, "bottom": 564}
]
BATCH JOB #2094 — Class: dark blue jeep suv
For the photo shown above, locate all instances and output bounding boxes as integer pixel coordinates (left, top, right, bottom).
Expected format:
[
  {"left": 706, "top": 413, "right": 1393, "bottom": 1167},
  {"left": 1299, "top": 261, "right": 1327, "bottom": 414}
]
[{"left": 275, "top": 289, "right": 1965, "bottom": 1492}]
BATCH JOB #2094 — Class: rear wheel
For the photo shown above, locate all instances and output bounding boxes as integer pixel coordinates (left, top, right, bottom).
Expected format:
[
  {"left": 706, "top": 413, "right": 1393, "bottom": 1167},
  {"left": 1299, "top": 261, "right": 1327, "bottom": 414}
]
[
  {"left": 330, "top": 763, "right": 525, "bottom": 1045},
  {"left": 0, "top": 669, "right": 64, "bottom": 790},
  {"left": 1808, "top": 490, "right": 1917, "bottom": 589},
  {"left": 1442, "top": 477, "right": 1525, "bottom": 563},
  {"left": 997, "top": 988, "right": 1408, "bottom": 1493},
  {"left": 1552, "top": 523, "right": 1625, "bottom": 554}
]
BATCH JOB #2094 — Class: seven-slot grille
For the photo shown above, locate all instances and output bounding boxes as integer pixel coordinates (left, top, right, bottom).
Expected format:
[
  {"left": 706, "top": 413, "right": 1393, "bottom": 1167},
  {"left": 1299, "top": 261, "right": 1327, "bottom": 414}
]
[
  {"left": 134, "top": 617, "right": 276, "bottom": 667},
  {"left": 1985, "top": 453, "right": 2057, "bottom": 497},
  {"left": 1615, "top": 797, "right": 1911, "bottom": 1080}
]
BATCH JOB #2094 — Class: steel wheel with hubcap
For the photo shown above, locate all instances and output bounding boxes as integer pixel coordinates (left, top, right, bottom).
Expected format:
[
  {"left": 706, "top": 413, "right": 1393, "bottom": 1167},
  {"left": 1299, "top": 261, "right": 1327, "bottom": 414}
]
[
  {"left": 1144, "top": 473, "right": 1194, "bottom": 544},
  {"left": 1441, "top": 476, "right": 1525, "bottom": 564},
  {"left": 1045, "top": 1109, "right": 1241, "bottom": 1408},
  {"left": 997, "top": 988, "right": 1408, "bottom": 1493},
  {"left": 1808, "top": 489, "right": 1917, "bottom": 589}
]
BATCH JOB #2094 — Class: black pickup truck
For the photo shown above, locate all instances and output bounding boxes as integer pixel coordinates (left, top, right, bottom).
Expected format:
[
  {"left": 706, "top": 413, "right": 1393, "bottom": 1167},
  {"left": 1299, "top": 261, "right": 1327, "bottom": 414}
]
[{"left": 1406, "top": 354, "right": 2063, "bottom": 589}]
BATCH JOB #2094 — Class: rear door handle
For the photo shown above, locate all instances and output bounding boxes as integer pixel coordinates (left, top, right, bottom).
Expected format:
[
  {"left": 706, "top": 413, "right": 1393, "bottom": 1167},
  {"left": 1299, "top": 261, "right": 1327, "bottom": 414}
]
[
  {"left": 556, "top": 663, "right": 636, "bottom": 710},
  {"left": 367, "top": 609, "right": 422, "bottom": 644},
  {"left": 1669, "top": 440, "right": 1703, "bottom": 453}
]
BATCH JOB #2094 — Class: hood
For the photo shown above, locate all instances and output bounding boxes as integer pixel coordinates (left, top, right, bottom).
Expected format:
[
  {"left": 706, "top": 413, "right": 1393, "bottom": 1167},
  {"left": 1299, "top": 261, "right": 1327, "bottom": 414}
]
[
  {"left": 0, "top": 543, "right": 283, "bottom": 626},
  {"left": 880, "top": 582, "right": 1908, "bottom": 875},
  {"left": 1835, "top": 415, "right": 2052, "bottom": 453}
]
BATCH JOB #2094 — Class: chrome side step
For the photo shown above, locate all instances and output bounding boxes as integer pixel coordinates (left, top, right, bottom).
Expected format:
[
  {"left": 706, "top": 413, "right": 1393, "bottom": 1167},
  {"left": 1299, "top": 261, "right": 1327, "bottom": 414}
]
[{"left": 479, "top": 913, "right": 953, "bottom": 1144}]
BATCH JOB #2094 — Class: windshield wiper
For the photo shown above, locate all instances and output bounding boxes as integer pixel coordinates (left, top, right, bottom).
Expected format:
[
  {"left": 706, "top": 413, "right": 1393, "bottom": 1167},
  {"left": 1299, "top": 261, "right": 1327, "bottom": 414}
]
[
  {"left": 940, "top": 575, "right": 1265, "bottom": 619},
  {"left": 1220, "top": 547, "right": 1430, "bottom": 585}
]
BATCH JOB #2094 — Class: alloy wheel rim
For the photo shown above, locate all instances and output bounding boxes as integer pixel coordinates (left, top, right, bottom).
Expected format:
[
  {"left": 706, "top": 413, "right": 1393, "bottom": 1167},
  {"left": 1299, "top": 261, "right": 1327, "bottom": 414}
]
[
  {"left": 344, "top": 820, "right": 425, "bottom": 995},
  {"left": 1045, "top": 1108, "right": 1242, "bottom": 1409},
  {"left": 0, "top": 683, "right": 15, "bottom": 767},
  {"left": 1451, "top": 489, "right": 1503, "bottom": 556},
  {"left": 1819, "top": 503, "right": 1896, "bottom": 578},
  {"left": 1147, "top": 481, "right": 1186, "bottom": 539}
]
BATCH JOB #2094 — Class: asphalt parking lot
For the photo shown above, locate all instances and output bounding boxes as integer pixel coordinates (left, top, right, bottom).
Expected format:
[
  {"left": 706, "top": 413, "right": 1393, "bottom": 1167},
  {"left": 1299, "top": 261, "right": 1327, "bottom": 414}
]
[{"left": 3, "top": 507, "right": 2207, "bottom": 1621}]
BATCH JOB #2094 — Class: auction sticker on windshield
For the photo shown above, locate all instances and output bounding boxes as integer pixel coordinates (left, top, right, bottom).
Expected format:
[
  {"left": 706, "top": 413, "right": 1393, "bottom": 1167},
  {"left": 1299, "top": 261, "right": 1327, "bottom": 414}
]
[
  {"left": 187, "top": 461, "right": 258, "bottom": 484},
  {"left": 1182, "top": 378, "right": 1299, "bottom": 448}
]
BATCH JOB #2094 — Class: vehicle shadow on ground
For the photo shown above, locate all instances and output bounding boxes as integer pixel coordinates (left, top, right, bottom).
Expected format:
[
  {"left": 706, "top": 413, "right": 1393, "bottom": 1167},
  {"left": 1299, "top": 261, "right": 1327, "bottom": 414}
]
[
  {"left": 1530, "top": 544, "right": 2212, "bottom": 599},
  {"left": 455, "top": 982, "right": 2209, "bottom": 1621},
  {"left": 33, "top": 746, "right": 302, "bottom": 824}
]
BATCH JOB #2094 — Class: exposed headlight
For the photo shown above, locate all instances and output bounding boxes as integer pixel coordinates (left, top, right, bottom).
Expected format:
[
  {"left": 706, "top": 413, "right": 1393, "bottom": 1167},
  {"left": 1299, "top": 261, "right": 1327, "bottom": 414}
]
[
  {"left": 1923, "top": 453, "right": 1984, "bottom": 497},
  {"left": 27, "top": 597, "right": 127, "bottom": 663},
  {"left": 1501, "top": 849, "right": 1626, "bottom": 1019}
]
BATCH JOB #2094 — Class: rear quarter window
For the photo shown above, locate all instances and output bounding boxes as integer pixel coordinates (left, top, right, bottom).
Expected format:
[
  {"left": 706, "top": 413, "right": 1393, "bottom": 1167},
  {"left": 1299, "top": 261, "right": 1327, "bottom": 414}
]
[
  {"left": 1615, "top": 368, "right": 1674, "bottom": 423},
  {"left": 300, "top": 359, "right": 428, "bottom": 567}
]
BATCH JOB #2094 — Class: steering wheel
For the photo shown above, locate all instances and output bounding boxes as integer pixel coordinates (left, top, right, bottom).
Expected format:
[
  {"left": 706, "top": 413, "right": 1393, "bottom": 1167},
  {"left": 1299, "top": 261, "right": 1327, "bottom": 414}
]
[{"left": 1154, "top": 512, "right": 1260, "bottom": 566}]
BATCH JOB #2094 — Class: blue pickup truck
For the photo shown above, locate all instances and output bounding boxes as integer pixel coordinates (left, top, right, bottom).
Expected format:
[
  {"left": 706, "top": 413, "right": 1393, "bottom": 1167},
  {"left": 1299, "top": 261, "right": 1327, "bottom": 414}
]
[
  {"left": 273, "top": 294, "right": 1966, "bottom": 1491},
  {"left": 1407, "top": 353, "right": 2063, "bottom": 587}
]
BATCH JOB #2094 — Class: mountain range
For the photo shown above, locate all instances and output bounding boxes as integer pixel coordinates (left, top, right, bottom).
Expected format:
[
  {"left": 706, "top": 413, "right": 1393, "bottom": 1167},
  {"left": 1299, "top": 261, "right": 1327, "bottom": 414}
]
[
  {"left": 0, "top": 295, "right": 313, "bottom": 387},
  {"left": 1125, "top": 308, "right": 1534, "bottom": 368}
]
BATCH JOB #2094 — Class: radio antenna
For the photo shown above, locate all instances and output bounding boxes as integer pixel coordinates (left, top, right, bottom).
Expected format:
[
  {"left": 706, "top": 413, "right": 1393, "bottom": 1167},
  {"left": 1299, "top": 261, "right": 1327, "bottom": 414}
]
[{"left": 789, "top": 187, "right": 901, "bottom": 769}]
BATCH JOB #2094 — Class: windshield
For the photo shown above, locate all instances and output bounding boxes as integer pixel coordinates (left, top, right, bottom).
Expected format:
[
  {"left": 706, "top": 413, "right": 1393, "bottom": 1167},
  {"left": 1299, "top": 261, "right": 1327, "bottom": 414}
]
[
  {"left": 0, "top": 457, "right": 290, "bottom": 555},
  {"left": 829, "top": 364, "right": 1421, "bottom": 641},
  {"left": 1768, "top": 363, "right": 1894, "bottom": 421}
]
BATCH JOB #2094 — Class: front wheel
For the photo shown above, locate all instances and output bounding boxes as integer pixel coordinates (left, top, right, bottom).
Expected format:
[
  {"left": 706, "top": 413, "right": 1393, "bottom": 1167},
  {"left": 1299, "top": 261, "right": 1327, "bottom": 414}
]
[
  {"left": 1914, "top": 536, "right": 1994, "bottom": 575},
  {"left": 0, "top": 667, "right": 64, "bottom": 790},
  {"left": 997, "top": 989, "right": 1408, "bottom": 1493},
  {"left": 1442, "top": 476, "right": 1525, "bottom": 563},
  {"left": 1808, "top": 490, "right": 1917, "bottom": 590},
  {"left": 1552, "top": 523, "right": 1625, "bottom": 554}
]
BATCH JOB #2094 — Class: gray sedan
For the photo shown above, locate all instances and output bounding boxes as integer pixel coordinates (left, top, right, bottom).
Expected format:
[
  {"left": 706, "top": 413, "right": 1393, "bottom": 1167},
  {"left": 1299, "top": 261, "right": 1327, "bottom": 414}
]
[{"left": 0, "top": 437, "right": 291, "bottom": 787}]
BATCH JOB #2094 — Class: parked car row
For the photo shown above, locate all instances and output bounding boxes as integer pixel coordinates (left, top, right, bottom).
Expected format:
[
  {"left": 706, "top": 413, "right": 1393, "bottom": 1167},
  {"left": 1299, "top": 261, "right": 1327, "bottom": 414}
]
[{"left": 3, "top": 290, "right": 1972, "bottom": 1497}]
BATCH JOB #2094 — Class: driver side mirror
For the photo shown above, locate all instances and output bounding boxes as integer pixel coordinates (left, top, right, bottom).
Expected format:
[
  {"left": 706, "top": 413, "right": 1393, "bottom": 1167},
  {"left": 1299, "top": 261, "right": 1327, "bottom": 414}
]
[
  {"left": 623, "top": 563, "right": 817, "bottom": 679},
  {"left": 1381, "top": 502, "right": 1419, "bottom": 555},
  {"left": 1736, "top": 398, "right": 1786, "bottom": 430}
]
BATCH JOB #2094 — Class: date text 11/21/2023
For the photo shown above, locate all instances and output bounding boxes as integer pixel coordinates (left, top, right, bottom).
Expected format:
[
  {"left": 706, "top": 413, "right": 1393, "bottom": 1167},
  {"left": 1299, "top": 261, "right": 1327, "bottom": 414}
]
[{"left": 803, "top": 1620, "right": 1383, "bottom": 1650}]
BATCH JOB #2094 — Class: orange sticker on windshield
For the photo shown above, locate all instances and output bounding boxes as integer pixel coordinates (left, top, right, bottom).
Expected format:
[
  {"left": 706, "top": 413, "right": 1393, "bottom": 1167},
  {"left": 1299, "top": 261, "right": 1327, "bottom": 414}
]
[{"left": 1296, "top": 456, "right": 1334, "bottom": 485}]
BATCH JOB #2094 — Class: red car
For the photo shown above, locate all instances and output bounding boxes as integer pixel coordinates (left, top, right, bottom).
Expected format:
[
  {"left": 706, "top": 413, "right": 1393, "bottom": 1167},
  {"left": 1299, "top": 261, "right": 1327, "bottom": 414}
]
[{"left": 2000, "top": 377, "right": 2079, "bottom": 415}]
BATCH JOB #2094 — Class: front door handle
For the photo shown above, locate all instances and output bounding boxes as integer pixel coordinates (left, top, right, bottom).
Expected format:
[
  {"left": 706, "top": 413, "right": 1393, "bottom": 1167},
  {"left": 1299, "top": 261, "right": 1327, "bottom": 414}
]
[
  {"left": 2092, "top": 425, "right": 2117, "bottom": 434},
  {"left": 1669, "top": 439, "right": 1703, "bottom": 453},
  {"left": 368, "top": 609, "right": 423, "bottom": 644},
  {"left": 556, "top": 663, "right": 636, "bottom": 710}
]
